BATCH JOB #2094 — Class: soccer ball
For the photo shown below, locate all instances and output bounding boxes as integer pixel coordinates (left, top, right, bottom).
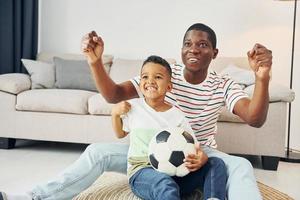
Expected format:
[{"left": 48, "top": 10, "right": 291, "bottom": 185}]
[{"left": 148, "top": 127, "right": 196, "bottom": 177}]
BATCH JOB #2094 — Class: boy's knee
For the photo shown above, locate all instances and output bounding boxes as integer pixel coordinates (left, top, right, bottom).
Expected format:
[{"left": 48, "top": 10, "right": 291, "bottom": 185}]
[{"left": 208, "top": 157, "right": 226, "bottom": 170}]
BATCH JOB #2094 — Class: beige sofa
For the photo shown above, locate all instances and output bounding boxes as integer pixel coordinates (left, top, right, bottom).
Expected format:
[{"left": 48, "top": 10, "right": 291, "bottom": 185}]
[{"left": 0, "top": 52, "right": 295, "bottom": 171}]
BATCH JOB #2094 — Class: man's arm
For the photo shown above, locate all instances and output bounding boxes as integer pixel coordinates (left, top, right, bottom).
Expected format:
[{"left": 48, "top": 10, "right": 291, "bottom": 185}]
[
  {"left": 233, "top": 43, "right": 272, "bottom": 127},
  {"left": 81, "top": 31, "right": 139, "bottom": 103}
]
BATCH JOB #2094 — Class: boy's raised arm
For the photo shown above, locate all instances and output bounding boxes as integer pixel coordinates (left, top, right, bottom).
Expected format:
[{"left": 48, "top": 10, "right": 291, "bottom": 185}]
[{"left": 81, "top": 31, "right": 138, "bottom": 103}]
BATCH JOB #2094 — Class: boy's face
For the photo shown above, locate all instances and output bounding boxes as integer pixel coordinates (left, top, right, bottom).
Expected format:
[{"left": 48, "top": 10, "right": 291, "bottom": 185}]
[
  {"left": 181, "top": 30, "right": 218, "bottom": 73},
  {"left": 140, "top": 63, "right": 172, "bottom": 100}
]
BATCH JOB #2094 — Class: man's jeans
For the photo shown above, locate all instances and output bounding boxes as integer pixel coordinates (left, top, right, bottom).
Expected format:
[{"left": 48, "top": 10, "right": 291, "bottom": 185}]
[
  {"left": 129, "top": 157, "right": 226, "bottom": 200},
  {"left": 31, "top": 143, "right": 262, "bottom": 200}
]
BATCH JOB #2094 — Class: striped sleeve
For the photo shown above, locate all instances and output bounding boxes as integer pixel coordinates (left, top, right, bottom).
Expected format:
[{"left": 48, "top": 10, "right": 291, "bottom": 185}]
[
  {"left": 223, "top": 78, "right": 249, "bottom": 113},
  {"left": 129, "top": 76, "right": 143, "bottom": 98}
]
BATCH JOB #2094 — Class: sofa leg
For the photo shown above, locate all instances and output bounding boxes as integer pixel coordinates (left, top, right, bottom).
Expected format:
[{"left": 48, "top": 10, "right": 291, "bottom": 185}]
[
  {"left": 261, "top": 156, "right": 280, "bottom": 171},
  {"left": 0, "top": 138, "right": 16, "bottom": 149}
]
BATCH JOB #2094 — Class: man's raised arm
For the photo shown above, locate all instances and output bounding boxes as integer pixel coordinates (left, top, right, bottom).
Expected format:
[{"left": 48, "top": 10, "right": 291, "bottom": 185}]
[
  {"left": 81, "top": 31, "right": 138, "bottom": 103},
  {"left": 233, "top": 43, "right": 272, "bottom": 128}
]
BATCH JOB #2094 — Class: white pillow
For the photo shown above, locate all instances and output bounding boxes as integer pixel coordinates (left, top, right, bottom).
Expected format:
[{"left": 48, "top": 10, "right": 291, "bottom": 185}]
[
  {"left": 220, "top": 64, "right": 255, "bottom": 87},
  {"left": 21, "top": 59, "right": 55, "bottom": 89}
]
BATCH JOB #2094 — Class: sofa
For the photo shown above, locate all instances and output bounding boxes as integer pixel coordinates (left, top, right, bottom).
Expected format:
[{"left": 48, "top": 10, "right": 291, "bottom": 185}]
[{"left": 0, "top": 52, "right": 295, "bottom": 171}]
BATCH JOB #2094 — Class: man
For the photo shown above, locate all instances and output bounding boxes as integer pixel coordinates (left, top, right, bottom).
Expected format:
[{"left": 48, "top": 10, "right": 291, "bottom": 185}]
[{"left": 1, "top": 23, "right": 272, "bottom": 200}]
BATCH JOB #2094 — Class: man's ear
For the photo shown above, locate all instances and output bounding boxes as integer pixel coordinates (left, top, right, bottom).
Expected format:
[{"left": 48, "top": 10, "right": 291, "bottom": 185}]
[{"left": 213, "top": 48, "right": 219, "bottom": 59}]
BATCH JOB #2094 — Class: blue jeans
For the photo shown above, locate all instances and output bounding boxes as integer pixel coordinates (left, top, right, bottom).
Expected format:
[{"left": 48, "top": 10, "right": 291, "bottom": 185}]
[
  {"left": 129, "top": 157, "right": 226, "bottom": 200},
  {"left": 31, "top": 143, "right": 262, "bottom": 200}
]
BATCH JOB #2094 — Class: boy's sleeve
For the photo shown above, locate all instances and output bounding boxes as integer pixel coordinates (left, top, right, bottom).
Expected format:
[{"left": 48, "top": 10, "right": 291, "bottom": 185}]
[
  {"left": 130, "top": 76, "right": 143, "bottom": 98},
  {"left": 121, "top": 114, "right": 130, "bottom": 133}
]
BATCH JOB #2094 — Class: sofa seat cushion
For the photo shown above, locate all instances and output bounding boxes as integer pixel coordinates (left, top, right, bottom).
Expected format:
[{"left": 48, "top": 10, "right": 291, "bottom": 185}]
[
  {"left": 245, "top": 83, "right": 295, "bottom": 103},
  {"left": 16, "top": 89, "right": 96, "bottom": 114},
  {"left": 88, "top": 94, "right": 113, "bottom": 115}
]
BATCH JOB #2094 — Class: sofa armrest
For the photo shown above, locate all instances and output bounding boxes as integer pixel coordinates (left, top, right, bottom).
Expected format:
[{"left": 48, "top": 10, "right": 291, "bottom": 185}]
[
  {"left": 0, "top": 73, "right": 31, "bottom": 94},
  {"left": 244, "top": 83, "right": 295, "bottom": 103}
]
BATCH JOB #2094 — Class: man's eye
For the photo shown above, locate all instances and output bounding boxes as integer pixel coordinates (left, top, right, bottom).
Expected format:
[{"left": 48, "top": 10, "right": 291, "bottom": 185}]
[{"left": 199, "top": 43, "right": 208, "bottom": 48}]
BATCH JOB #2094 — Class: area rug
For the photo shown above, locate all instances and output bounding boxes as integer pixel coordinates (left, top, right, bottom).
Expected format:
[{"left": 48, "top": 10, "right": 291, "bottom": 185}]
[{"left": 74, "top": 172, "right": 294, "bottom": 200}]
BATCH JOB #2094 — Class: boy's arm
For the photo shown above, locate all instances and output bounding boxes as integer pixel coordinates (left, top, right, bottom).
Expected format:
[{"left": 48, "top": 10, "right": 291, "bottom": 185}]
[
  {"left": 111, "top": 101, "right": 131, "bottom": 138},
  {"left": 111, "top": 114, "right": 128, "bottom": 138},
  {"left": 81, "top": 31, "right": 139, "bottom": 103},
  {"left": 180, "top": 117, "right": 208, "bottom": 171},
  {"left": 233, "top": 43, "right": 272, "bottom": 128}
]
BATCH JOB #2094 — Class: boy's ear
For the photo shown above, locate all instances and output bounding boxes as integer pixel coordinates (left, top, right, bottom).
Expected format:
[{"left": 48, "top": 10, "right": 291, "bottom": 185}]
[{"left": 167, "top": 82, "right": 173, "bottom": 92}]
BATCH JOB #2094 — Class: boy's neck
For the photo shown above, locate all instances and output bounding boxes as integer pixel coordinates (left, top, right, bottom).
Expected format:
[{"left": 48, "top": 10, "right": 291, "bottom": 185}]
[{"left": 144, "top": 98, "right": 171, "bottom": 112}]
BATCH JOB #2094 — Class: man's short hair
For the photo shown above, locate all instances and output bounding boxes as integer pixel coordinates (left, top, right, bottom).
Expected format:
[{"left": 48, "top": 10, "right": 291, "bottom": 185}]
[
  {"left": 183, "top": 23, "right": 217, "bottom": 49},
  {"left": 142, "top": 55, "right": 172, "bottom": 76}
]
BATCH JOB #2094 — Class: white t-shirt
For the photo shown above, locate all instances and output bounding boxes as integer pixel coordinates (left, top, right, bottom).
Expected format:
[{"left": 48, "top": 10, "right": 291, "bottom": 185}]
[
  {"left": 122, "top": 98, "right": 194, "bottom": 177},
  {"left": 130, "top": 64, "right": 249, "bottom": 148}
]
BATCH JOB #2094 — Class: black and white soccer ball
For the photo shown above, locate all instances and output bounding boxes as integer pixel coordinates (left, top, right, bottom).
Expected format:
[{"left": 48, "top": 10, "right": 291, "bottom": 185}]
[{"left": 148, "top": 127, "right": 196, "bottom": 177}]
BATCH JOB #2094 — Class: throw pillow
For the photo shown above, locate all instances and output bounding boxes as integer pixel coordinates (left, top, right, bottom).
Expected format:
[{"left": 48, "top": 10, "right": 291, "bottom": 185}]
[
  {"left": 21, "top": 59, "right": 55, "bottom": 89},
  {"left": 53, "top": 57, "right": 111, "bottom": 92},
  {"left": 220, "top": 64, "right": 255, "bottom": 88}
]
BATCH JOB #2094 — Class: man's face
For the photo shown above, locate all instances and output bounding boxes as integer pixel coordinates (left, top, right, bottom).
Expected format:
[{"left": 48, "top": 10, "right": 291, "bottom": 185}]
[
  {"left": 139, "top": 63, "right": 172, "bottom": 100},
  {"left": 181, "top": 30, "right": 218, "bottom": 73}
]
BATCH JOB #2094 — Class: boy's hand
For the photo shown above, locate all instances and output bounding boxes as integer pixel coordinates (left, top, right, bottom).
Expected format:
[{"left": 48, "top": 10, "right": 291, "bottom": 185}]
[
  {"left": 184, "top": 143, "right": 208, "bottom": 172},
  {"left": 247, "top": 43, "right": 272, "bottom": 81},
  {"left": 111, "top": 101, "right": 131, "bottom": 116},
  {"left": 81, "top": 31, "right": 104, "bottom": 66}
]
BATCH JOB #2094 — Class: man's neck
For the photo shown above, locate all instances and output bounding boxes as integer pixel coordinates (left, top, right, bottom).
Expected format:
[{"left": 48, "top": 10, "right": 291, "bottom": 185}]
[{"left": 184, "top": 68, "right": 208, "bottom": 84}]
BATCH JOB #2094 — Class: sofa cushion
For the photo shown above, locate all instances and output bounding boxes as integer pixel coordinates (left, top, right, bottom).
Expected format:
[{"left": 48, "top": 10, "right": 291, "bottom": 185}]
[
  {"left": 36, "top": 52, "right": 113, "bottom": 64},
  {"left": 110, "top": 58, "right": 176, "bottom": 83},
  {"left": 0, "top": 73, "right": 31, "bottom": 94},
  {"left": 54, "top": 57, "right": 111, "bottom": 92},
  {"left": 220, "top": 64, "right": 255, "bottom": 88},
  {"left": 21, "top": 59, "right": 55, "bottom": 89},
  {"left": 244, "top": 83, "right": 295, "bottom": 103},
  {"left": 88, "top": 94, "right": 113, "bottom": 115},
  {"left": 16, "top": 89, "right": 96, "bottom": 114}
]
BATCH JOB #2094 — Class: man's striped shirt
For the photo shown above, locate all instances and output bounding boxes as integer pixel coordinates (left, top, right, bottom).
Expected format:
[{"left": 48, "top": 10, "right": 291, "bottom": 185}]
[{"left": 130, "top": 64, "right": 249, "bottom": 148}]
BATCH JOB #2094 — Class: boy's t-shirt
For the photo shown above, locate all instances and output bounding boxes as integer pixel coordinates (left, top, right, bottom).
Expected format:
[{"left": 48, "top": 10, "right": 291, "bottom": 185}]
[
  {"left": 122, "top": 98, "right": 194, "bottom": 178},
  {"left": 130, "top": 64, "right": 249, "bottom": 148}
]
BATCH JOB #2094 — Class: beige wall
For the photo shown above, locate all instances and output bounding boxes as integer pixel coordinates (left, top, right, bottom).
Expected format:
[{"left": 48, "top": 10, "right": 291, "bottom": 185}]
[{"left": 39, "top": 0, "right": 299, "bottom": 151}]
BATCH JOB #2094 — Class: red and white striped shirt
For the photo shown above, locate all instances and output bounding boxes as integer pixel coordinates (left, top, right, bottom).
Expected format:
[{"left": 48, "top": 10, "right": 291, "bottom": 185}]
[{"left": 131, "top": 64, "right": 248, "bottom": 148}]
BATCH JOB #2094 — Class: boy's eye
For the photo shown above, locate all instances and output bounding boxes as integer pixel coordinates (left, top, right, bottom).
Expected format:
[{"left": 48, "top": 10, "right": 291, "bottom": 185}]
[
  {"left": 155, "top": 76, "right": 162, "bottom": 79},
  {"left": 141, "top": 75, "right": 148, "bottom": 80}
]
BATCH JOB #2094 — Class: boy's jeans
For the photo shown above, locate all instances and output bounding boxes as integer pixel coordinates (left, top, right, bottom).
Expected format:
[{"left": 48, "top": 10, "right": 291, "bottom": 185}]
[
  {"left": 129, "top": 157, "right": 226, "bottom": 200},
  {"left": 31, "top": 143, "right": 262, "bottom": 200}
]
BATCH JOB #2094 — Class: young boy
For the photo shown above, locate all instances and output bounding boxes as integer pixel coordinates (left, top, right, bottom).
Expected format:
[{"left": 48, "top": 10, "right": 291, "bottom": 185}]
[{"left": 111, "top": 55, "right": 227, "bottom": 200}]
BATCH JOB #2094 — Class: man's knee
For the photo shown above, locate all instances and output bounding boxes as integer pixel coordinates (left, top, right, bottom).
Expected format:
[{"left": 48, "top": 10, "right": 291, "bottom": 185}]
[{"left": 231, "top": 157, "right": 254, "bottom": 177}]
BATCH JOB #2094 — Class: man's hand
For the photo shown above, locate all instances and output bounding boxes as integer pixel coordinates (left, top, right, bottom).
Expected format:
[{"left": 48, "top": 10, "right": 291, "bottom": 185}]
[
  {"left": 111, "top": 101, "right": 131, "bottom": 117},
  {"left": 184, "top": 144, "right": 208, "bottom": 172},
  {"left": 247, "top": 43, "right": 272, "bottom": 81},
  {"left": 81, "top": 31, "right": 104, "bottom": 66}
]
